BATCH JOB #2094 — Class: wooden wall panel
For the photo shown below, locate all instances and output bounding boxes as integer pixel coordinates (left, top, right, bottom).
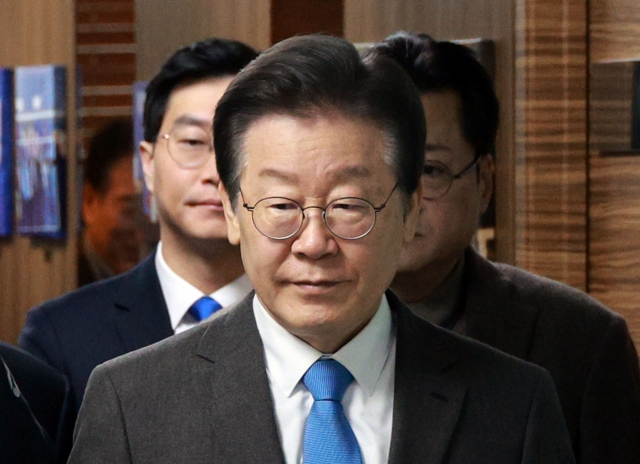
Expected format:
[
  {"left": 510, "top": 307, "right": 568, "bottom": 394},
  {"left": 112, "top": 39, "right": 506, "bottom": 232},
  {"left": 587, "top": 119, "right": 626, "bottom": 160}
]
[
  {"left": 77, "top": 0, "right": 135, "bottom": 144},
  {"left": 0, "top": 0, "right": 78, "bottom": 344},
  {"left": 589, "top": 0, "right": 640, "bottom": 348},
  {"left": 271, "top": 0, "right": 343, "bottom": 44},
  {"left": 344, "top": 0, "right": 516, "bottom": 264},
  {"left": 513, "top": 0, "right": 588, "bottom": 289},
  {"left": 589, "top": 156, "right": 640, "bottom": 349},
  {"left": 591, "top": 0, "right": 640, "bottom": 63},
  {"left": 135, "top": 0, "right": 270, "bottom": 80}
]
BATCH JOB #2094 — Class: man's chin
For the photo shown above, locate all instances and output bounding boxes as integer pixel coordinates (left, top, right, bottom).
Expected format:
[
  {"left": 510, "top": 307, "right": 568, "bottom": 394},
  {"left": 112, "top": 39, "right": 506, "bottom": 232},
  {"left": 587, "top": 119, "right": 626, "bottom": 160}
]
[{"left": 398, "top": 247, "right": 434, "bottom": 273}]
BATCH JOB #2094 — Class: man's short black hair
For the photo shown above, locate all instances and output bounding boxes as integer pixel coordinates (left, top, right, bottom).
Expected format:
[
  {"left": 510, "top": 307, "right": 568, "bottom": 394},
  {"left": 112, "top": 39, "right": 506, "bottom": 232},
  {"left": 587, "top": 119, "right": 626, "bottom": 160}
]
[
  {"left": 368, "top": 31, "right": 499, "bottom": 157},
  {"left": 214, "top": 34, "right": 426, "bottom": 206},
  {"left": 143, "top": 37, "right": 259, "bottom": 143},
  {"left": 84, "top": 118, "right": 133, "bottom": 194}
]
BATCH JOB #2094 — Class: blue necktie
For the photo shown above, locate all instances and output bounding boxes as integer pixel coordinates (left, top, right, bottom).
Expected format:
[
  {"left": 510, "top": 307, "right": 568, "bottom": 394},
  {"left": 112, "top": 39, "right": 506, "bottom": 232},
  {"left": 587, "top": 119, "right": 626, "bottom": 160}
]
[
  {"left": 188, "top": 296, "right": 222, "bottom": 322},
  {"left": 302, "top": 359, "right": 363, "bottom": 464}
]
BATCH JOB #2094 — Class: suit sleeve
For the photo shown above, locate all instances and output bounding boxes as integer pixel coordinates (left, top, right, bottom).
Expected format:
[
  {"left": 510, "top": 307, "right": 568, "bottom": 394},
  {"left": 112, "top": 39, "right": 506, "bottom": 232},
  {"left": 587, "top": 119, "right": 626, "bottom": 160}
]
[
  {"left": 19, "top": 307, "right": 67, "bottom": 377},
  {"left": 521, "top": 371, "right": 576, "bottom": 464},
  {"left": 68, "top": 364, "right": 132, "bottom": 464},
  {"left": 579, "top": 316, "right": 640, "bottom": 464}
]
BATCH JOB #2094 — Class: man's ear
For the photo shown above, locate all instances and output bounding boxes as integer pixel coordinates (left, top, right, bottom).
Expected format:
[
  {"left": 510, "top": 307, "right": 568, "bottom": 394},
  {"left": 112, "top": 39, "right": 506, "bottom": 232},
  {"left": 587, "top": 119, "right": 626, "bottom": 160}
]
[
  {"left": 478, "top": 154, "right": 494, "bottom": 215},
  {"left": 219, "top": 183, "right": 241, "bottom": 245},
  {"left": 140, "top": 141, "right": 155, "bottom": 195},
  {"left": 402, "top": 182, "right": 422, "bottom": 243}
]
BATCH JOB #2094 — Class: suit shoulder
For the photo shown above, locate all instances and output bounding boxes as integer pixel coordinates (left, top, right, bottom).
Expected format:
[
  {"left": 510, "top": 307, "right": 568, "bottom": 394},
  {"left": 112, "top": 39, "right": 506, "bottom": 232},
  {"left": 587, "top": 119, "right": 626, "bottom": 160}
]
[
  {"left": 491, "top": 260, "right": 623, "bottom": 325},
  {"left": 402, "top": 308, "right": 551, "bottom": 383},
  {"left": 26, "top": 261, "right": 147, "bottom": 321},
  {"left": 97, "top": 311, "right": 217, "bottom": 374},
  {"left": 95, "top": 302, "right": 248, "bottom": 380},
  {"left": 0, "top": 341, "right": 66, "bottom": 389}
]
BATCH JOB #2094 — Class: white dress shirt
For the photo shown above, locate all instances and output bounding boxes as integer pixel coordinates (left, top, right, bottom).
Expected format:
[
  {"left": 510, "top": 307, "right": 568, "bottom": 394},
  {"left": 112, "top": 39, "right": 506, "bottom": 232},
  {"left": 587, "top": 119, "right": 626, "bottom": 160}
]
[
  {"left": 253, "top": 294, "right": 396, "bottom": 464},
  {"left": 155, "top": 241, "right": 253, "bottom": 334}
]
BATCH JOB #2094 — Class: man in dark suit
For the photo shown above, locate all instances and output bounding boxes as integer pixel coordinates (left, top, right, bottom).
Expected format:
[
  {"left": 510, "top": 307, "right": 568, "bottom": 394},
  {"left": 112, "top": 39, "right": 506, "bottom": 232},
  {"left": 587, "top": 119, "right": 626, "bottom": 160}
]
[
  {"left": 69, "top": 34, "right": 575, "bottom": 463},
  {"left": 19, "top": 38, "right": 258, "bottom": 414},
  {"left": 370, "top": 32, "right": 640, "bottom": 463},
  {"left": 0, "top": 341, "right": 72, "bottom": 464}
]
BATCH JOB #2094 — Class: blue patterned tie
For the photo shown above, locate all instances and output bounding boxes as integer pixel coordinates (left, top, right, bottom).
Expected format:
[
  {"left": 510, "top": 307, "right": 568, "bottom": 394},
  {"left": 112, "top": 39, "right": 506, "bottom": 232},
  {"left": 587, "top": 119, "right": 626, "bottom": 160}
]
[
  {"left": 303, "top": 359, "right": 363, "bottom": 464},
  {"left": 188, "top": 296, "right": 222, "bottom": 322}
]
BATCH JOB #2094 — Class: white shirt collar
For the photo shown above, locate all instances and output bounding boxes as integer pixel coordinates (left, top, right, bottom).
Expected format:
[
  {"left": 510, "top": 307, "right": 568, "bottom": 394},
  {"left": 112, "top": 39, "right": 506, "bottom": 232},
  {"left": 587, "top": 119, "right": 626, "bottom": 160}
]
[
  {"left": 155, "top": 241, "right": 253, "bottom": 331},
  {"left": 253, "top": 293, "right": 394, "bottom": 398}
]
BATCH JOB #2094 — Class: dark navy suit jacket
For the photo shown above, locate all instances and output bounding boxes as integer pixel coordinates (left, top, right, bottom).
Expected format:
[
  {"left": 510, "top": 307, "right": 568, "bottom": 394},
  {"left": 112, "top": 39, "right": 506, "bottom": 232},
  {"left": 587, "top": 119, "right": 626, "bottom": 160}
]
[{"left": 19, "top": 251, "right": 173, "bottom": 414}]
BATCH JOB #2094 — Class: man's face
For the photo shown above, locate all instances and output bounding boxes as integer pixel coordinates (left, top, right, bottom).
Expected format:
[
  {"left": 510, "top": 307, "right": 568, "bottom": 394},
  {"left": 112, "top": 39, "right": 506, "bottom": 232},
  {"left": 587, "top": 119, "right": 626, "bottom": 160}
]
[
  {"left": 396, "top": 90, "right": 493, "bottom": 280},
  {"left": 220, "top": 113, "right": 420, "bottom": 353},
  {"left": 140, "top": 77, "right": 235, "bottom": 245},
  {"left": 83, "top": 155, "right": 142, "bottom": 274}
]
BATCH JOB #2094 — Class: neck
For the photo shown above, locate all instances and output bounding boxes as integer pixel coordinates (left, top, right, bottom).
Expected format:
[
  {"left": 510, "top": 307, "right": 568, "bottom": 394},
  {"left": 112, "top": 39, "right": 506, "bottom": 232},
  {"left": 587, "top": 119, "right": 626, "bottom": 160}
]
[
  {"left": 160, "top": 232, "right": 244, "bottom": 295},
  {"left": 391, "top": 256, "right": 461, "bottom": 304}
]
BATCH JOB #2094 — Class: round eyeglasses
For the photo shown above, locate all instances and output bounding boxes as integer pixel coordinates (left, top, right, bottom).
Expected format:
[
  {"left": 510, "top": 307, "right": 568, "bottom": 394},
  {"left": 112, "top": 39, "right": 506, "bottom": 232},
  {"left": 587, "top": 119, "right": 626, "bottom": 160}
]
[
  {"left": 240, "top": 183, "right": 399, "bottom": 240},
  {"left": 422, "top": 154, "right": 482, "bottom": 199},
  {"left": 159, "top": 125, "right": 214, "bottom": 169}
]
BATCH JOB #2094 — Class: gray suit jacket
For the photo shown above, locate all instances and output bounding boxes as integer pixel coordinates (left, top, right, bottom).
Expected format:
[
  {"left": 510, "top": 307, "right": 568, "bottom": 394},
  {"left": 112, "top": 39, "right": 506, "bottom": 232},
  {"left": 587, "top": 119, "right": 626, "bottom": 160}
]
[
  {"left": 461, "top": 248, "right": 640, "bottom": 463},
  {"left": 69, "top": 292, "right": 575, "bottom": 463}
]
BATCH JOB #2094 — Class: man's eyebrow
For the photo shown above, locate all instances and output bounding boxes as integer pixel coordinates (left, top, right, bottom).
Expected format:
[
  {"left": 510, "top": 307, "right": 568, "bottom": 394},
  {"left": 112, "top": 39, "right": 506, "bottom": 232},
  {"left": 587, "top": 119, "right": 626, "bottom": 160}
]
[
  {"left": 257, "top": 165, "right": 372, "bottom": 182},
  {"left": 425, "top": 143, "right": 452, "bottom": 152},
  {"left": 257, "top": 168, "right": 297, "bottom": 182},
  {"left": 172, "top": 115, "right": 212, "bottom": 129}
]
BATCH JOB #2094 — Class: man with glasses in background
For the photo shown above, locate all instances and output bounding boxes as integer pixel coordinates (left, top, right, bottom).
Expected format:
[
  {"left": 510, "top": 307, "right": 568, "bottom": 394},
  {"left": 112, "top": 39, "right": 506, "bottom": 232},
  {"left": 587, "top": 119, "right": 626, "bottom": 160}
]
[
  {"left": 371, "top": 31, "right": 640, "bottom": 463},
  {"left": 69, "top": 34, "right": 574, "bottom": 464},
  {"left": 20, "top": 38, "right": 258, "bottom": 420}
]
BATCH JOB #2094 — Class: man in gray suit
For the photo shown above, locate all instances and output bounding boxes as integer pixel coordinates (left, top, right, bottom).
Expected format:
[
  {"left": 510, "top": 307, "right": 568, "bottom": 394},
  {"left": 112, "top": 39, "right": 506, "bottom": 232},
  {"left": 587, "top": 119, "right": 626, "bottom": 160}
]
[
  {"left": 69, "top": 34, "right": 575, "bottom": 463},
  {"left": 371, "top": 32, "right": 640, "bottom": 463}
]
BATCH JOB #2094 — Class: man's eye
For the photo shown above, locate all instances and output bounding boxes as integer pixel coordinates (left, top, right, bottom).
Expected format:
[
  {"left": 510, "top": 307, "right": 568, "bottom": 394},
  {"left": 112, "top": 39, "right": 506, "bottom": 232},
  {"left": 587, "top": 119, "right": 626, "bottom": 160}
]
[
  {"left": 263, "top": 201, "right": 299, "bottom": 213},
  {"left": 423, "top": 163, "right": 449, "bottom": 178},
  {"left": 178, "top": 138, "right": 207, "bottom": 147},
  {"left": 331, "top": 202, "right": 365, "bottom": 212}
]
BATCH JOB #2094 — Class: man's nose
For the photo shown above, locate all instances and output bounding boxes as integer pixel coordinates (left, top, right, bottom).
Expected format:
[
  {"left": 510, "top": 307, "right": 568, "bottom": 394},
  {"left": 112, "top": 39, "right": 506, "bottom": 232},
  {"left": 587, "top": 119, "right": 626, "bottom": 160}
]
[
  {"left": 291, "top": 208, "right": 338, "bottom": 259},
  {"left": 199, "top": 151, "right": 220, "bottom": 183}
]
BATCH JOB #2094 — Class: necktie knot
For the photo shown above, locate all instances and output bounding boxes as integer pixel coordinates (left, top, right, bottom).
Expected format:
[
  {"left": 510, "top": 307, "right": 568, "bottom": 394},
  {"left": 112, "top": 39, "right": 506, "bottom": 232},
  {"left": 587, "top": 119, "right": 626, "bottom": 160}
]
[
  {"left": 188, "top": 296, "right": 222, "bottom": 322},
  {"left": 303, "top": 359, "right": 354, "bottom": 402}
]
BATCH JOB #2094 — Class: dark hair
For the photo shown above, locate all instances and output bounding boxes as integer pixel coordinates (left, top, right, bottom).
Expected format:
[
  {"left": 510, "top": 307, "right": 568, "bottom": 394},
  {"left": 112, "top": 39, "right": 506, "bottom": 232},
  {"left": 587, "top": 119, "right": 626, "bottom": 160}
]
[
  {"left": 143, "top": 37, "right": 259, "bottom": 142},
  {"left": 368, "top": 31, "right": 499, "bottom": 157},
  {"left": 84, "top": 118, "right": 133, "bottom": 193},
  {"left": 214, "top": 34, "right": 426, "bottom": 206}
]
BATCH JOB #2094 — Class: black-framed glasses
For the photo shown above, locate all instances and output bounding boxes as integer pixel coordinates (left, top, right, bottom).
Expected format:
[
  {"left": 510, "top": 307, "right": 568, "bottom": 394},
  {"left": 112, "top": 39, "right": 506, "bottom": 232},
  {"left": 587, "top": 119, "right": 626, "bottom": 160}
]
[
  {"left": 159, "top": 125, "right": 214, "bottom": 168},
  {"left": 240, "top": 183, "right": 399, "bottom": 240},
  {"left": 422, "top": 154, "right": 482, "bottom": 199}
]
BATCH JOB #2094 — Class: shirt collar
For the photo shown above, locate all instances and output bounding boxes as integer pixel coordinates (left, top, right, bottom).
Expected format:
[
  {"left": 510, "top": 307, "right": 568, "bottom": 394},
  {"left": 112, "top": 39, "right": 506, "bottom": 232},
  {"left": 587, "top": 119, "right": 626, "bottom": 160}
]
[
  {"left": 155, "top": 241, "right": 253, "bottom": 330},
  {"left": 253, "top": 293, "right": 395, "bottom": 398}
]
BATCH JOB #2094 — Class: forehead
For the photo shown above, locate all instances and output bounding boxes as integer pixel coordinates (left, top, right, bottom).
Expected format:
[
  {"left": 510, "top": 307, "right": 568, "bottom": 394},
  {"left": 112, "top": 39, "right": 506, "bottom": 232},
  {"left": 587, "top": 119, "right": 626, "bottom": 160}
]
[
  {"left": 161, "top": 76, "right": 235, "bottom": 130},
  {"left": 420, "top": 90, "right": 473, "bottom": 155},
  {"left": 241, "top": 112, "right": 395, "bottom": 188}
]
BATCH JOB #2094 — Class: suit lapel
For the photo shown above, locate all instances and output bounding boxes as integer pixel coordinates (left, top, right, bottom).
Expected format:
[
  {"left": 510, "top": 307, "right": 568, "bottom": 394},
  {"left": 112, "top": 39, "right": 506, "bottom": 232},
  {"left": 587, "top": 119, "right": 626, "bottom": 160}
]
[
  {"left": 194, "top": 293, "right": 285, "bottom": 463},
  {"left": 387, "top": 293, "right": 466, "bottom": 464},
  {"left": 463, "top": 248, "right": 538, "bottom": 360},
  {"left": 112, "top": 250, "right": 174, "bottom": 353}
]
